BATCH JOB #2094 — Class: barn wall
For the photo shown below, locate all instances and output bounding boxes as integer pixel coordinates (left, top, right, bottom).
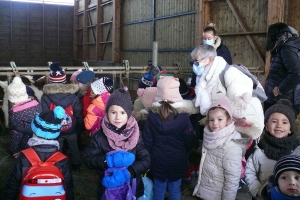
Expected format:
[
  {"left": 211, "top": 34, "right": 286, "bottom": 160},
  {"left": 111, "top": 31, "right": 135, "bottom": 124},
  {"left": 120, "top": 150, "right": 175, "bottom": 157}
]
[
  {"left": 284, "top": 0, "right": 300, "bottom": 32},
  {"left": 0, "top": 1, "right": 73, "bottom": 66}
]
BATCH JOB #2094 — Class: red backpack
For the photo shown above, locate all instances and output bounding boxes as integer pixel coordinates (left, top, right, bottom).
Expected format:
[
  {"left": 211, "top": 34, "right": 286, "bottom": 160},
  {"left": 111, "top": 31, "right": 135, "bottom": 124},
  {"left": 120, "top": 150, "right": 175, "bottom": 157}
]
[
  {"left": 50, "top": 103, "right": 73, "bottom": 132},
  {"left": 20, "top": 148, "right": 67, "bottom": 200}
]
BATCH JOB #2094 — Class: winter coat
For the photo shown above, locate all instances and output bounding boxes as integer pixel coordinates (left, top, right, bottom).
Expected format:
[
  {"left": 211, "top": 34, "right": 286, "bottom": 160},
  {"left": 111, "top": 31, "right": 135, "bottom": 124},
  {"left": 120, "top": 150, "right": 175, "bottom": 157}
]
[
  {"left": 193, "top": 124, "right": 251, "bottom": 200},
  {"left": 191, "top": 36, "right": 232, "bottom": 87},
  {"left": 9, "top": 100, "right": 42, "bottom": 155},
  {"left": 194, "top": 56, "right": 264, "bottom": 139},
  {"left": 265, "top": 36, "right": 300, "bottom": 105},
  {"left": 2, "top": 142, "right": 74, "bottom": 200},
  {"left": 245, "top": 145, "right": 300, "bottom": 199},
  {"left": 142, "top": 102, "right": 197, "bottom": 181},
  {"left": 41, "top": 84, "right": 83, "bottom": 135},
  {"left": 83, "top": 128, "right": 151, "bottom": 199},
  {"left": 84, "top": 92, "right": 110, "bottom": 135}
]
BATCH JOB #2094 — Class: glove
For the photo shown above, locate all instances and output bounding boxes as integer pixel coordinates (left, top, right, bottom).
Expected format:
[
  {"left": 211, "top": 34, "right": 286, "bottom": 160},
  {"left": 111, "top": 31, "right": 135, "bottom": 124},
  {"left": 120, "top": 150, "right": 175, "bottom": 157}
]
[
  {"left": 106, "top": 151, "right": 135, "bottom": 168},
  {"left": 102, "top": 168, "right": 130, "bottom": 188}
]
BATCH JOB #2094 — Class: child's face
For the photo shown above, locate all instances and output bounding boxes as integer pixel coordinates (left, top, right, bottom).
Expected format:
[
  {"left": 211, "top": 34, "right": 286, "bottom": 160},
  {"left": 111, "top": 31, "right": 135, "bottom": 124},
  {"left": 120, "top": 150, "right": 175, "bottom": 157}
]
[
  {"left": 107, "top": 105, "right": 128, "bottom": 128},
  {"left": 266, "top": 113, "right": 291, "bottom": 138},
  {"left": 208, "top": 109, "right": 231, "bottom": 132},
  {"left": 278, "top": 171, "right": 300, "bottom": 197}
]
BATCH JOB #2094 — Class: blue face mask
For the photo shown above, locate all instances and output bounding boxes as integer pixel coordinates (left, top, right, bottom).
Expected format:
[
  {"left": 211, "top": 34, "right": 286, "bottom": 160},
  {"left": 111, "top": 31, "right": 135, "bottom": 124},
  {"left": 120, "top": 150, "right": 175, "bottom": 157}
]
[
  {"left": 203, "top": 39, "right": 214, "bottom": 46},
  {"left": 193, "top": 62, "right": 205, "bottom": 76}
]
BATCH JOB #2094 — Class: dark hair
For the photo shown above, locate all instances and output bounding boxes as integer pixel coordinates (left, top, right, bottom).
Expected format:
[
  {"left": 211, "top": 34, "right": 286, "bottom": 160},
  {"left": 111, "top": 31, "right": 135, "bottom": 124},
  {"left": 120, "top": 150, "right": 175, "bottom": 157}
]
[
  {"left": 207, "top": 107, "right": 230, "bottom": 120},
  {"left": 265, "top": 22, "right": 290, "bottom": 51},
  {"left": 158, "top": 101, "right": 178, "bottom": 122}
]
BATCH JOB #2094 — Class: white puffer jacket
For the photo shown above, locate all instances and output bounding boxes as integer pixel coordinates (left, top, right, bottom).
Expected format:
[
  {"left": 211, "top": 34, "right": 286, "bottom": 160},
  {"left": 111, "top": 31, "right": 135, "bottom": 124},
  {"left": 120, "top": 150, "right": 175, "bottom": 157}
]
[
  {"left": 245, "top": 145, "right": 300, "bottom": 199},
  {"left": 193, "top": 124, "right": 251, "bottom": 200},
  {"left": 194, "top": 56, "right": 264, "bottom": 139}
]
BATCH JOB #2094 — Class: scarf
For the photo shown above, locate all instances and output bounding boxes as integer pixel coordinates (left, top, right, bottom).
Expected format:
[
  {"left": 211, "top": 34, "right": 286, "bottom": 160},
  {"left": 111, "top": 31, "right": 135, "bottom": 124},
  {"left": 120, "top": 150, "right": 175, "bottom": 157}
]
[
  {"left": 258, "top": 131, "right": 299, "bottom": 161},
  {"left": 27, "top": 137, "right": 60, "bottom": 149},
  {"left": 195, "top": 56, "right": 227, "bottom": 115},
  {"left": 271, "top": 187, "right": 300, "bottom": 200},
  {"left": 270, "top": 32, "right": 293, "bottom": 56},
  {"left": 203, "top": 122, "right": 236, "bottom": 149},
  {"left": 102, "top": 116, "right": 140, "bottom": 151}
]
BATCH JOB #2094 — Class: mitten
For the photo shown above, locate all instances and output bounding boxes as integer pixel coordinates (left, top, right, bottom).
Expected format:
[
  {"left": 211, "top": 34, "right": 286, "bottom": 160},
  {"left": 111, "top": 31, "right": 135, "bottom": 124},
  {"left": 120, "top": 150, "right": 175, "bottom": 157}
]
[
  {"left": 231, "top": 92, "right": 252, "bottom": 118},
  {"left": 102, "top": 168, "right": 130, "bottom": 188},
  {"left": 106, "top": 150, "right": 135, "bottom": 168}
]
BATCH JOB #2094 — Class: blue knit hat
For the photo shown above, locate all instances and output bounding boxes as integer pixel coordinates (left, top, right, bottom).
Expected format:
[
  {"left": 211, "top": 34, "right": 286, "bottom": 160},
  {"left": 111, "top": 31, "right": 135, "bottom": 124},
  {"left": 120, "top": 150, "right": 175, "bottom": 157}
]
[
  {"left": 76, "top": 70, "right": 95, "bottom": 84},
  {"left": 31, "top": 106, "right": 65, "bottom": 140}
]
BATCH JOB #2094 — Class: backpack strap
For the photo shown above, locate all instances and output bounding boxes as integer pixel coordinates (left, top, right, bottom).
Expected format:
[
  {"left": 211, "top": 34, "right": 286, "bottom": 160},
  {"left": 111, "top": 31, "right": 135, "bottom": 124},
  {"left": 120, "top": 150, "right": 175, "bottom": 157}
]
[
  {"left": 22, "top": 148, "right": 42, "bottom": 165},
  {"left": 219, "top": 64, "right": 231, "bottom": 89},
  {"left": 45, "top": 151, "right": 67, "bottom": 165}
]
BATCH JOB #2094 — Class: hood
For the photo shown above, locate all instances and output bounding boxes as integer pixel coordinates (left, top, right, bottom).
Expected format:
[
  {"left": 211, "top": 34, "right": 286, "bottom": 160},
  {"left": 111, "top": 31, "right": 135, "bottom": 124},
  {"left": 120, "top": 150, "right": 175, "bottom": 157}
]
[
  {"left": 132, "top": 99, "right": 199, "bottom": 121},
  {"left": 43, "top": 84, "right": 78, "bottom": 107},
  {"left": 212, "top": 36, "right": 222, "bottom": 49}
]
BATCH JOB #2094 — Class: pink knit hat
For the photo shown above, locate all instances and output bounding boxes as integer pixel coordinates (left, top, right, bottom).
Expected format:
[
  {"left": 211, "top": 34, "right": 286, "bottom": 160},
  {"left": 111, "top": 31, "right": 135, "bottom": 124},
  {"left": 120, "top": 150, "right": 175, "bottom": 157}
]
[
  {"left": 154, "top": 76, "right": 183, "bottom": 103},
  {"left": 70, "top": 69, "right": 82, "bottom": 82},
  {"left": 207, "top": 97, "right": 233, "bottom": 119},
  {"left": 137, "top": 87, "right": 157, "bottom": 108}
]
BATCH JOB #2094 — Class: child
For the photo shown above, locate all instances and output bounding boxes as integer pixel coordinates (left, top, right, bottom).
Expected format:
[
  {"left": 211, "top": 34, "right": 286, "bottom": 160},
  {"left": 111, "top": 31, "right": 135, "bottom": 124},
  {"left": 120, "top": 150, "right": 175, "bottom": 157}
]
[
  {"left": 3, "top": 106, "right": 74, "bottom": 200},
  {"left": 84, "top": 77, "right": 114, "bottom": 136},
  {"left": 193, "top": 97, "right": 251, "bottom": 200},
  {"left": 245, "top": 99, "right": 300, "bottom": 199},
  {"left": 142, "top": 76, "right": 196, "bottom": 200},
  {"left": 263, "top": 155, "right": 300, "bottom": 199},
  {"left": 70, "top": 68, "right": 82, "bottom": 84},
  {"left": 83, "top": 87, "right": 151, "bottom": 199},
  {"left": 7, "top": 77, "right": 42, "bottom": 158},
  {"left": 41, "top": 62, "right": 83, "bottom": 171}
]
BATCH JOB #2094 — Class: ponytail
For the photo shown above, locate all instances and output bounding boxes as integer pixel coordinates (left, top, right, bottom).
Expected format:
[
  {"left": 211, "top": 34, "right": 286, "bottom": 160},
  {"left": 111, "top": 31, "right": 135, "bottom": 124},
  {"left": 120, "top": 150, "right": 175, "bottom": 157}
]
[{"left": 158, "top": 100, "right": 178, "bottom": 122}]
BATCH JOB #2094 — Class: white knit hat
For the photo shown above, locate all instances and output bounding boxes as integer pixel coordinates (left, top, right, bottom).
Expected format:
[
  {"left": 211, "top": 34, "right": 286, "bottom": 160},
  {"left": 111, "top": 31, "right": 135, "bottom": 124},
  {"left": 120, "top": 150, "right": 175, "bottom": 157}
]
[
  {"left": 91, "top": 77, "right": 113, "bottom": 95},
  {"left": 7, "top": 77, "right": 29, "bottom": 104}
]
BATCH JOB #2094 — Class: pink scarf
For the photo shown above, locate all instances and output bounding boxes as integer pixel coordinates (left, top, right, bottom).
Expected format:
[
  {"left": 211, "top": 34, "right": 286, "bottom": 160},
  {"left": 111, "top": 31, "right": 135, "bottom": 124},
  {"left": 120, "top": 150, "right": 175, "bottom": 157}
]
[{"left": 102, "top": 116, "right": 140, "bottom": 151}]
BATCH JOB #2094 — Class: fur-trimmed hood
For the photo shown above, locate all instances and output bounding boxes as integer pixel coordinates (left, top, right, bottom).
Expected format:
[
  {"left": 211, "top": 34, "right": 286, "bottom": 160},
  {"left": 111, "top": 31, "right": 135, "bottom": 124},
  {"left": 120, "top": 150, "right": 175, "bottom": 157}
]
[
  {"left": 43, "top": 83, "right": 78, "bottom": 95},
  {"left": 132, "top": 99, "right": 199, "bottom": 121},
  {"left": 212, "top": 36, "right": 222, "bottom": 49}
]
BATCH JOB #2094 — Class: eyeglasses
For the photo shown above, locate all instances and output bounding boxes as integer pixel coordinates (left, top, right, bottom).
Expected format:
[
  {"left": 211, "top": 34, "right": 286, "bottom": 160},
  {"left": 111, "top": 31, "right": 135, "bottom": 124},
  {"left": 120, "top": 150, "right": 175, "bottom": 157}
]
[{"left": 191, "top": 57, "right": 207, "bottom": 66}]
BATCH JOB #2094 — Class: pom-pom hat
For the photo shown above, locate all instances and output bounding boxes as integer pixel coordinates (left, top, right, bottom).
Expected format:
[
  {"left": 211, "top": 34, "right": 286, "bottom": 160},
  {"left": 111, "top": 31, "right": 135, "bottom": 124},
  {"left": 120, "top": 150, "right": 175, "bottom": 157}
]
[
  {"left": 91, "top": 77, "right": 114, "bottom": 95},
  {"left": 7, "top": 77, "right": 29, "bottom": 104},
  {"left": 137, "top": 87, "right": 157, "bottom": 108},
  {"left": 105, "top": 87, "right": 133, "bottom": 116},
  {"left": 49, "top": 62, "right": 66, "bottom": 84},
  {"left": 76, "top": 70, "right": 95, "bottom": 84},
  {"left": 207, "top": 97, "right": 233, "bottom": 120},
  {"left": 70, "top": 69, "right": 82, "bottom": 82},
  {"left": 31, "top": 106, "right": 65, "bottom": 140},
  {"left": 154, "top": 76, "right": 182, "bottom": 103}
]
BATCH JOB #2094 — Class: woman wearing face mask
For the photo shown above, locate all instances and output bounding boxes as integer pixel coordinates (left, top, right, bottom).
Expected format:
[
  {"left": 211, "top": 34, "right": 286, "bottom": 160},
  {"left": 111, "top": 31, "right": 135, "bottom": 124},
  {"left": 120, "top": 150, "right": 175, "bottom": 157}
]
[
  {"left": 191, "top": 23, "right": 232, "bottom": 88},
  {"left": 191, "top": 44, "right": 264, "bottom": 141}
]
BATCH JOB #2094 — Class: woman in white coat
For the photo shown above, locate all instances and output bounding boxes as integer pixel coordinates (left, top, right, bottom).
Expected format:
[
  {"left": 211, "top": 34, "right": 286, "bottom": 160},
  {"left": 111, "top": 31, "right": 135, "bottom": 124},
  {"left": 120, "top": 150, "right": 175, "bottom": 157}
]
[{"left": 191, "top": 44, "right": 264, "bottom": 139}]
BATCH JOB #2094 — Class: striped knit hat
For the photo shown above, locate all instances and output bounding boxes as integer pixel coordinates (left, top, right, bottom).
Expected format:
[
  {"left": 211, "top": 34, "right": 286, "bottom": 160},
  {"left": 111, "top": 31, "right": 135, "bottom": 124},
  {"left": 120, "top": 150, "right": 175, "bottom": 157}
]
[
  {"left": 31, "top": 106, "right": 65, "bottom": 140},
  {"left": 273, "top": 155, "right": 300, "bottom": 186},
  {"left": 49, "top": 62, "right": 66, "bottom": 83}
]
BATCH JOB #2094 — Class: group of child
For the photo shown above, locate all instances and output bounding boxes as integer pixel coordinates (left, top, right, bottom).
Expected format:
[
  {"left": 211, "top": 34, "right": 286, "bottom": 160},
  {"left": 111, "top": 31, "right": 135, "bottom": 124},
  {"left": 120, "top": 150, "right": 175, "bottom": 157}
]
[{"left": 2, "top": 59, "right": 300, "bottom": 200}]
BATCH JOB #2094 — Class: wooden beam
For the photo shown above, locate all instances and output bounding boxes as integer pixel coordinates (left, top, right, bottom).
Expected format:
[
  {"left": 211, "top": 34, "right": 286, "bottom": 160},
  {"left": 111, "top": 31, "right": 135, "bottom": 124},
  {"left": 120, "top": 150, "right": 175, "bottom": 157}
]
[
  {"left": 73, "top": 0, "right": 78, "bottom": 60},
  {"left": 218, "top": 31, "right": 267, "bottom": 36},
  {"left": 112, "top": 0, "right": 120, "bottom": 64},
  {"left": 195, "top": 0, "right": 211, "bottom": 46},
  {"left": 96, "top": 0, "right": 103, "bottom": 61},
  {"left": 265, "top": 0, "right": 284, "bottom": 75},
  {"left": 58, "top": 6, "right": 60, "bottom": 59},
  {"left": 83, "top": 0, "right": 89, "bottom": 60},
  {"left": 226, "top": 0, "right": 265, "bottom": 66}
]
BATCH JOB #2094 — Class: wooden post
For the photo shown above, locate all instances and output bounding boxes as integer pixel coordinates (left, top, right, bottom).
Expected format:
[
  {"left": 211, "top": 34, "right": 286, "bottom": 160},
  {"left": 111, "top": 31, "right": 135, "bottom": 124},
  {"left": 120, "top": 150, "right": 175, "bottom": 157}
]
[
  {"left": 195, "top": 0, "right": 211, "bottom": 46},
  {"left": 152, "top": 41, "right": 158, "bottom": 67},
  {"left": 96, "top": 0, "right": 103, "bottom": 61},
  {"left": 83, "top": 0, "right": 89, "bottom": 60},
  {"left": 265, "top": 0, "right": 284, "bottom": 75},
  {"left": 112, "top": 0, "right": 120, "bottom": 64}
]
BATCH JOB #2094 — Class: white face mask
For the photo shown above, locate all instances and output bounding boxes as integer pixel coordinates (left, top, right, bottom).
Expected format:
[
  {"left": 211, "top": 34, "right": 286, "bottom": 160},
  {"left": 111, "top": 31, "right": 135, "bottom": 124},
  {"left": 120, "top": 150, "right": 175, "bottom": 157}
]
[{"left": 203, "top": 39, "right": 214, "bottom": 46}]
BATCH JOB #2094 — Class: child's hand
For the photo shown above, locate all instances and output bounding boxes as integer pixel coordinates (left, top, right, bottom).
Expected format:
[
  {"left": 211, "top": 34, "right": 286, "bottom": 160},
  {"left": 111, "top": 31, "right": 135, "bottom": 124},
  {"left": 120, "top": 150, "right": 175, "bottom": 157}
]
[
  {"left": 106, "top": 151, "right": 135, "bottom": 168},
  {"left": 233, "top": 117, "right": 250, "bottom": 127}
]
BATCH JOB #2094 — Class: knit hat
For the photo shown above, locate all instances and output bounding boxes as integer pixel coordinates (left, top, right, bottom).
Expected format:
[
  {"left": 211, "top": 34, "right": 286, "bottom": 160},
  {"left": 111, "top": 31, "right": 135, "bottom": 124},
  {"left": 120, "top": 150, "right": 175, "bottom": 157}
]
[
  {"left": 49, "top": 62, "right": 66, "bottom": 84},
  {"left": 91, "top": 77, "right": 114, "bottom": 95},
  {"left": 179, "top": 78, "right": 195, "bottom": 99},
  {"left": 76, "top": 70, "right": 95, "bottom": 84},
  {"left": 152, "top": 70, "right": 173, "bottom": 86},
  {"left": 7, "top": 77, "right": 29, "bottom": 104},
  {"left": 70, "top": 69, "right": 82, "bottom": 82},
  {"left": 207, "top": 97, "right": 233, "bottom": 120},
  {"left": 31, "top": 106, "right": 65, "bottom": 140},
  {"left": 105, "top": 86, "right": 133, "bottom": 116},
  {"left": 137, "top": 87, "right": 157, "bottom": 108},
  {"left": 138, "top": 73, "right": 154, "bottom": 88},
  {"left": 273, "top": 155, "right": 300, "bottom": 186},
  {"left": 154, "top": 76, "right": 183, "bottom": 103},
  {"left": 264, "top": 99, "right": 296, "bottom": 133},
  {"left": 26, "top": 86, "right": 35, "bottom": 97}
]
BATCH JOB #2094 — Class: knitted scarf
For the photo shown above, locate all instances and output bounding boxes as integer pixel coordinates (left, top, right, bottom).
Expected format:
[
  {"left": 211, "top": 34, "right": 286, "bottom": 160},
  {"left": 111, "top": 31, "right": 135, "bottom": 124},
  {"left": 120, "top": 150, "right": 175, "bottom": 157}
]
[
  {"left": 271, "top": 187, "right": 300, "bottom": 200},
  {"left": 203, "top": 122, "right": 236, "bottom": 149},
  {"left": 258, "top": 131, "right": 299, "bottom": 161},
  {"left": 102, "top": 116, "right": 140, "bottom": 151}
]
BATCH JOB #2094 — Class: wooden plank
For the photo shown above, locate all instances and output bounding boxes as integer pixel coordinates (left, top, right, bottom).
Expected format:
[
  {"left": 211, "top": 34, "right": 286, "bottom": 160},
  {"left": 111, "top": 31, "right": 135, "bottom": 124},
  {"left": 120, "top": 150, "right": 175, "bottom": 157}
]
[
  {"left": 96, "top": 0, "right": 103, "bottom": 61},
  {"left": 112, "top": 0, "right": 120, "bottom": 63},
  {"left": 218, "top": 31, "right": 267, "bottom": 36},
  {"left": 265, "top": 0, "right": 284, "bottom": 75},
  {"left": 226, "top": 0, "right": 265, "bottom": 66},
  {"left": 196, "top": 0, "right": 211, "bottom": 46},
  {"left": 83, "top": 0, "right": 89, "bottom": 60}
]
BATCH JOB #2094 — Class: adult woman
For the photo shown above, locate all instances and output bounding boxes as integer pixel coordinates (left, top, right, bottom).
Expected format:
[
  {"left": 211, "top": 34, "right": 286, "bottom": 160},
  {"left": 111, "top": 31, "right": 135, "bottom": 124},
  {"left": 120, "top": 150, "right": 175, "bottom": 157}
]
[
  {"left": 191, "top": 23, "right": 232, "bottom": 87},
  {"left": 264, "top": 22, "right": 300, "bottom": 117}
]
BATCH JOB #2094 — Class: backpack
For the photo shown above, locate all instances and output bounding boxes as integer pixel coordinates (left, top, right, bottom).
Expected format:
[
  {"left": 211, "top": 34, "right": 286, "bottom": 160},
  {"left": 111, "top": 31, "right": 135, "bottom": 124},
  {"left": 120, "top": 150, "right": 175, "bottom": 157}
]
[
  {"left": 219, "top": 64, "right": 268, "bottom": 102},
  {"left": 20, "top": 148, "right": 67, "bottom": 200},
  {"left": 50, "top": 103, "right": 73, "bottom": 131}
]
